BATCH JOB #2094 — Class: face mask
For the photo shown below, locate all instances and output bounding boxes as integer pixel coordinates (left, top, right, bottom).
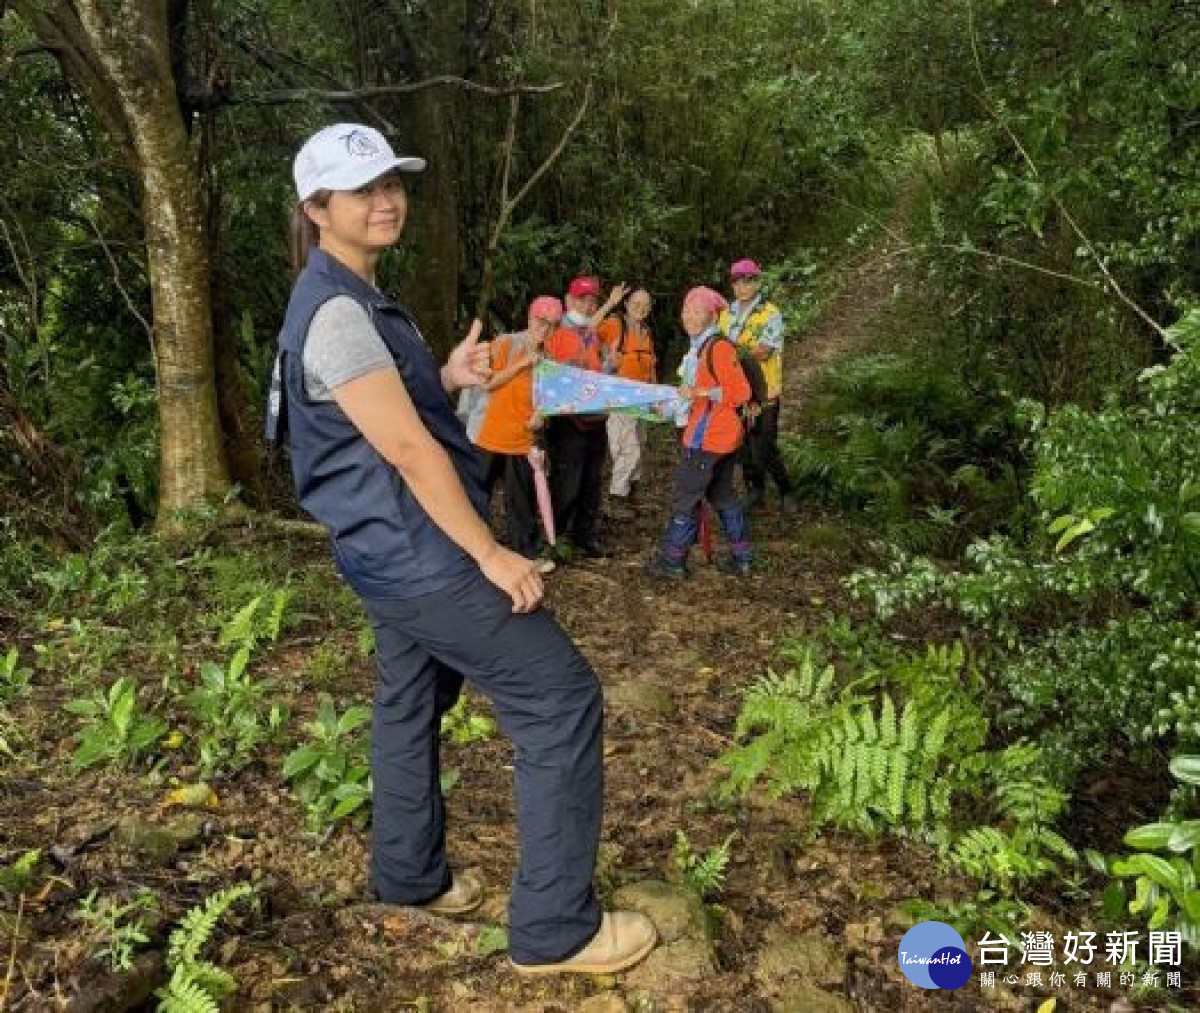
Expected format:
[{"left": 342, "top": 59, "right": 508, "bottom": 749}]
[{"left": 564, "top": 310, "right": 589, "bottom": 326}]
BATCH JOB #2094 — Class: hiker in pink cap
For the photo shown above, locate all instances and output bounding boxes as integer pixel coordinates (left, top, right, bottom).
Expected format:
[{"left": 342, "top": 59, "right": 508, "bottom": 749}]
[
  {"left": 720, "top": 259, "right": 797, "bottom": 513},
  {"left": 645, "top": 286, "right": 754, "bottom": 579},
  {"left": 474, "top": 296, "right": 564, "bottom": 575},
  {"left": 543, "top": 275, "right": 626, "bottom": 559}
]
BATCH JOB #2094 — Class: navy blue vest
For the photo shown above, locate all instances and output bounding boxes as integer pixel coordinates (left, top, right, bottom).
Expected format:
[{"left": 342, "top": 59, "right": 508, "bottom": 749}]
[{"left": 266, "top": 249, "right": 486, "bottom": 599}]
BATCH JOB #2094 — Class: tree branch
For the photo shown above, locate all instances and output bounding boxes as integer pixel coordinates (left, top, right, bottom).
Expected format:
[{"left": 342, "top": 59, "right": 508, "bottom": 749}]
[
  {"left": 965, "top": 0, "right": 1168, "bottom": 340},
  {"left": 474, "top": 77, "right": 594, "bottom": 320},
  {"left": 233, "top": 75, "right": 566, "bottom": 107}
]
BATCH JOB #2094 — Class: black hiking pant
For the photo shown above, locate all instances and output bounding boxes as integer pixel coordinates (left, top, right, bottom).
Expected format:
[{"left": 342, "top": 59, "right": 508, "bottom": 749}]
[
  {"left": 546, "top": 417, "right": 606, "bottom": 548},
  {"left": 479, "top": 449, "right": 541, "bottom": 558},
  {"left": 742, "top": 398, "right": 793, "bottom": 497}
]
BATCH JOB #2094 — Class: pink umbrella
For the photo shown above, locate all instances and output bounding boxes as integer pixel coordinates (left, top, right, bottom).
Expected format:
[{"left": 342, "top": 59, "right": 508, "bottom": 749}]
[{"left": 526, "top": 445, "right": 556, "bottom": 546}]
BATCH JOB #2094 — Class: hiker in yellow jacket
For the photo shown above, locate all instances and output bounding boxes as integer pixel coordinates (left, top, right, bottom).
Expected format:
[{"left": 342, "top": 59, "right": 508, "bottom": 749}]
[{"left": 719, "top": 258, "right": 797, "bottom": 513}]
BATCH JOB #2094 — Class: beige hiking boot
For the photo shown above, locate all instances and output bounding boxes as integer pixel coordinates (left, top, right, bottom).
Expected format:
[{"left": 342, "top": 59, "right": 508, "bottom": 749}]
[
  {"left": 418, "top": 871, "right": 484, "bottom": 916},
  {"left": 510, "top": 911, "right": 657, "bottom": 975}
]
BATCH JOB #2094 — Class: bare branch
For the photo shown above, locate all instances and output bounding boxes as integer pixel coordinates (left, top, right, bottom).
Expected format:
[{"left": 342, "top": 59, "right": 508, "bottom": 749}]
[
  {"left": 884, "top": 242, "right": 1110, "bottom": 291},
  {"left": 235, "top": 75, "right": 566, "bottom": 107},
  {"left": 475, "top": 77, "right": 594, "bottom": 320},
  {"left": 0, "top": 199, "right": 38, "bottom": 329},
  {"left": 504, "top": 78, "right": 592, "bottom": 217},
  {"left": 8, "top": 41, "right": 65, "bottom": 58},
  {"left": 81, "top": 209, "right": 155, "bottom": 349}
]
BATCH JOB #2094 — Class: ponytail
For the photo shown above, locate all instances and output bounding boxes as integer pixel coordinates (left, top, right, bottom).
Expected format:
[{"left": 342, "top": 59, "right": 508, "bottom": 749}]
[{"left": 289, "top": 193, "right": 330, "bottom": 276}]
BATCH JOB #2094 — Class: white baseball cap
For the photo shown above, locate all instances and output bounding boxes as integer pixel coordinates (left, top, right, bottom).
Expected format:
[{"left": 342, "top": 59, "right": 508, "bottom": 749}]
[{"left": 293, "top": 123, "right": 426, "bottom": 200}]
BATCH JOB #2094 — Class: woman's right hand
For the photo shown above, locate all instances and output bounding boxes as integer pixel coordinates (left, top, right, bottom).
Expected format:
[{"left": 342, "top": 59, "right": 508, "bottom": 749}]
[{"left": 478, "top": 544, "right": 544, "bottom": 612}]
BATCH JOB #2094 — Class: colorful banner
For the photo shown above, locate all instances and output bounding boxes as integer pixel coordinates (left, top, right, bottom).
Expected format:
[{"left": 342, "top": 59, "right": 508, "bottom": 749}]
[{"left": 532, "top": 359, "right": 684, "bottom": 422}]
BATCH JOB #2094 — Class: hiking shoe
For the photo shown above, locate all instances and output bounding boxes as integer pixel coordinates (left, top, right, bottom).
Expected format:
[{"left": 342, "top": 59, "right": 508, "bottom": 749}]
[
  {"left": 644, "top": 556, "right": 687, "bottom": 580},
  {"left": 716, "top": 555, "right": 753, "bottom": 577},
  {"left": 418, "top": 872, "right": 484, "bottom": 916},
  {"left": 510, "top": 911, "right": 657, "bottom": 976}
]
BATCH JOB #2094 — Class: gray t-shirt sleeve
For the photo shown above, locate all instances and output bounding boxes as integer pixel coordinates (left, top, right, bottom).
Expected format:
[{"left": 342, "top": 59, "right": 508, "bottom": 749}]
[{"left": 302, "top": 296, "right": 396, "bottom": 401}]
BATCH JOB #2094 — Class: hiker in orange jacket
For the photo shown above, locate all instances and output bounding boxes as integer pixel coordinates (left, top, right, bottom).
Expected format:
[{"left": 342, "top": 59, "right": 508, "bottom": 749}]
[
  {"left": 475, "top": 296, "right": 564, "bottom": 573},
  {"left": 645, "top": 286, "right": 754, "bottom": 579}
]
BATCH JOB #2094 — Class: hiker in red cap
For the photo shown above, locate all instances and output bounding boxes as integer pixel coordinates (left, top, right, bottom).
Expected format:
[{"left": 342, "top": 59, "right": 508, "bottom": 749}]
[
  {"left": 543, "top": 275, "right": 626, "bottom": 558},
  {"left": 645, "top": 286, "right": 754, "bottom": 578},
  {"left": 721, "top": 259, "right": 797, "bottom": 513}
]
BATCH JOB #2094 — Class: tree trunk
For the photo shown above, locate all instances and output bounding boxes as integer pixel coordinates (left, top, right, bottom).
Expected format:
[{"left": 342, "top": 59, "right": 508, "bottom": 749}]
[
  {"left": 70, "top": 0, "right": 232, "bottom": 523},
  {"left": 402, "top": 85, "right": 462, "bottom": 357}
]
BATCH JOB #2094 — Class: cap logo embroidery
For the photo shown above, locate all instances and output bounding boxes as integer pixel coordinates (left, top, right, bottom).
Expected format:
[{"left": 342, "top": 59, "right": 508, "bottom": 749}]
[{"left": 340, "top": 129, "right": 381, "bottom": 160}]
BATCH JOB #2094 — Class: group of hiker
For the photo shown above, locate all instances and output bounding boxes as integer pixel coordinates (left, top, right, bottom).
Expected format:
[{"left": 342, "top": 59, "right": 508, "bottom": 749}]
[
  {"left": 465, "top": 262, "right": 798, "bottom": 579},
  {"left": 269, "top": 121, "right": 800, "bottom": 977}
]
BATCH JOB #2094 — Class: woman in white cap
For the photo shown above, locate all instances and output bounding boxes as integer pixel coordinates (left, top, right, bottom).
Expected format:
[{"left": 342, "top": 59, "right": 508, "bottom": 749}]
[{"left": 266, "top": 123, "right": 655, "bottom": 974}]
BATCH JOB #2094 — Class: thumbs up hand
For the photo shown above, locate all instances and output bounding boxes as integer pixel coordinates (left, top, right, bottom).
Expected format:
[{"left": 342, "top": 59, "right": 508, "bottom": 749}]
[{"left": 441, "top": 318, "right": 492, "bottom": 393}]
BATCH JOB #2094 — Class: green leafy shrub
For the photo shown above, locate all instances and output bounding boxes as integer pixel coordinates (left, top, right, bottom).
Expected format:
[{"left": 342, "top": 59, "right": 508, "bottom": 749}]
[
  {"left": 846, "top": 309, "right": 1200, "bottom": 779},
  {"left": 0, "top": 647, "right": 33, "bottom": 702},
  {"left": 187, "top": 647, "right": 287, "bottom": 778},
  {"left": 282, "top": 697, "right": 373, "bottom": 832},
  {"left": 440, "top": 697, "right": 496, "bottom": 746},
  {"left": 1106, "top": 756, "right": 1200, "bottom": 951},
  {"left": 780, "top": 348, "right": 1022, "bottom": 552},
  {"left": 179, "top": 593, "right": 291, "bottom": 777},
  {"left": 64, "top": 676, "right": 167, "bottom": 770},
  {"left": 0, "top": 849, "right": 41, "bottom": 895}
]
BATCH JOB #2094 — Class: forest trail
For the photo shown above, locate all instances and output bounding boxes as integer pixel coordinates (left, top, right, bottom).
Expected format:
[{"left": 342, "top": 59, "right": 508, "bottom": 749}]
[
  {"left": 782, "top": 195, "right": 911, "bottom": 427},
  {"left": 7, "top": 211, "right": 1105, "bottom": 1012}
]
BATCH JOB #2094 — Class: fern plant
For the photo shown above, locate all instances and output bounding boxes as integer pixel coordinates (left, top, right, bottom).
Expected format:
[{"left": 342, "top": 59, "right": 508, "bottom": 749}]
[
  {"left": 672, "top": 830, "right": 735, "bottom": 901},
  {"left": 944, "top": 741, "right": 1076, "bottom": 892},
  {"left": 717, "top": 648, "right": 975, "bottom": 843},
  {"left": 217, "top": 591, "right": 290, "bottom": 651},
  {"left": 157, "top": 883, "right": 254, "bottom": 1013}
]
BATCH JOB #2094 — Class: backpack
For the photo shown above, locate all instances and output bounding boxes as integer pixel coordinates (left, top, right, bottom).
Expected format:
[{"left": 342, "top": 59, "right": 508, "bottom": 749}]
[
  {"left": 455, "top": 331, "right": 522, "bottom": 441},
  {"left": 703, "top": 336, "right": 769, "bottom": 408}
]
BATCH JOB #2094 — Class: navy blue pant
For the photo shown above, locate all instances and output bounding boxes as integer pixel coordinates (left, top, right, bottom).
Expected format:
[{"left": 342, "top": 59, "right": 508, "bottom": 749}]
[
  {"left": 660, "top": 448, "right": 752, "bottom": 564},
  {"left": 360, "top": 570, "right": 603, "bottom": 963}
]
